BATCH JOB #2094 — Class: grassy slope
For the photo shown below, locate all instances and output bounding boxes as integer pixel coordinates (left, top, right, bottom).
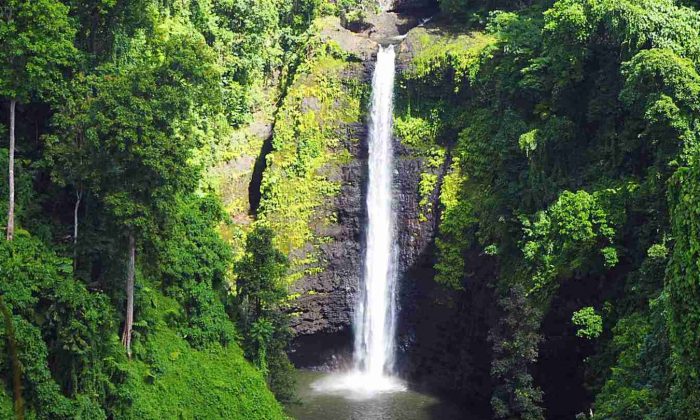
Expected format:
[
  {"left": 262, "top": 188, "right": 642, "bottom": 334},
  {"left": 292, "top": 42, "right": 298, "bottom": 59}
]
[{"left": 118, "top": 294, "right": 285, "bottom": 420}]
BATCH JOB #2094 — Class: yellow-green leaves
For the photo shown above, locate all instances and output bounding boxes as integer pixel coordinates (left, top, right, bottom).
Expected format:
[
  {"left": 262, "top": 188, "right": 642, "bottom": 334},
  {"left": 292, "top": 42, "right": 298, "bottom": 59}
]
[
  {"left": 521, "top": 190, "right": 619, "bottom": 295},
  {"left": 572, "top": 306, "right": 603, "bottom": 339},
  {"left": 0, "top": 0, "right": 76, "bottom": 102},
  {"left": 258, "top": 31, "right": 364, "bottom": 272}
]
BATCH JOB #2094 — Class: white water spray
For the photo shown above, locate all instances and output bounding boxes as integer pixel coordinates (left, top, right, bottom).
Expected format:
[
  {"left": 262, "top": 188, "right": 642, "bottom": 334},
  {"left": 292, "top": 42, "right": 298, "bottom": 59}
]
[
  {"left": 312, "top": 44, "right": 405, "bottom": 398},
  {"left": 354, "top": 43, "right": 398, "bottom": 379},
  {"left": 378, "top": 0, "right": 393, "bottom": 11}
]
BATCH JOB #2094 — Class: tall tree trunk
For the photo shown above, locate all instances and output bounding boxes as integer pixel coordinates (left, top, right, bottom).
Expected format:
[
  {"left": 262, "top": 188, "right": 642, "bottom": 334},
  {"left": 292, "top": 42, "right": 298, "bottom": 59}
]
[
  {"left": 0, "top": 296, "right": 24, "bottom": 420},
  {"left": 73, "top": 189, "right": 82, "bottom": 269},
  {"left": 7, "top": 100, "right": 16, "bottom": 241},
  {"left": 121, "top": 233, "right": 135, "bottom": 358}
]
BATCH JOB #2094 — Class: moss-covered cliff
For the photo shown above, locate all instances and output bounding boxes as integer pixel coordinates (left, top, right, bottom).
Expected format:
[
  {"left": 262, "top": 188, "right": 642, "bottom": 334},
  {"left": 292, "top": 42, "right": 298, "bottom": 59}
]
[{"left": 253, "top": 18, "right": 375, "bottom": 365}]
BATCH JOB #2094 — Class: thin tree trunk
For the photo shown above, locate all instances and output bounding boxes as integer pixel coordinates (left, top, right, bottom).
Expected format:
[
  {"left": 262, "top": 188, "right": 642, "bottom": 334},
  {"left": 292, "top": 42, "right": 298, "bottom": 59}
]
[
  {"left": 73, "top": 189, "right": 82, "bottom": 270},
  {"left": 7, "top": 100, "right": 16, "bottom": 241},
  {"left": 0, "top": 296, "right": 24, "bottom": 420},
  {"left": 121, "top": 233, "right": 135, "bottom": 358}
]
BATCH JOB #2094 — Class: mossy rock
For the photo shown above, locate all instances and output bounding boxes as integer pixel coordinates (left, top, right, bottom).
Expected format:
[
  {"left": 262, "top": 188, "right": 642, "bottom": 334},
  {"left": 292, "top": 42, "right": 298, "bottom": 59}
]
[{"left": 258, "top": 18, "right": 370, "bottom": 282}]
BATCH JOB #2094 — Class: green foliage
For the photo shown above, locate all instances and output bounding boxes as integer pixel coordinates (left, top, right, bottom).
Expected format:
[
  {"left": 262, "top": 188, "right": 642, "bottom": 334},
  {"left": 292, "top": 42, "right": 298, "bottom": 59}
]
[
  {"left": 187, "top": 0, "right": 285, "bottom": 125},
  {"left": 439, "top": 0, "right": 530, "bottom": 20},
  {"left": 434, "top": 159, "right": 474, "bottom": 289},
  {"left": 116, "top": 311, "right": 285, "bottom": 419},
  {"left": 0, "top": 233, "right": 120, "bottom": 419},
  {"left": 489, "top": 285, "right": 544, "bottom": 420},
  {"left": 394, "top": 115, "right": 439, "bottom": 151},
  {"left": 521, "top": 190, "right": 619, "bottom": 295},
  {"left": 666, "top": 149, "right": 700, "bottom": 416},
  {"left": 405, "top": 30, "right": 493, "bottom": 91},
  {"left": 235, "top": 226, "right": 289, "bottom": 318},
  {"left": 234, "top": 225, "right": 295, "bottom": 402},
  {"left": 0, "top": 0, "right": 76, "bottom": 103},
  {"left": 324, "top": 0, "right": 378, "bottom": 17},
  {"left": 647, "top": 243, "right": 668, "bottom": 260},
  {"left": 593, "top": 296, "right": 671, "bottom": 419},
  {"left": 340, "top": 9, "right": 370, "bottom": 31},
  {"left": 0, "top": 389, "right": 13, "bottom": 419},
  {"left": 572, "top": 307, "right": 602, "bottom": 339},
  {"left": 155, "top": 195, "right": 235, "bottom": 349},
  {"left": 394, "top": 115, "right": 447, "bottom": 221},
  {"left": 83, "top": 22, "right": 222, "bottom": 237}
]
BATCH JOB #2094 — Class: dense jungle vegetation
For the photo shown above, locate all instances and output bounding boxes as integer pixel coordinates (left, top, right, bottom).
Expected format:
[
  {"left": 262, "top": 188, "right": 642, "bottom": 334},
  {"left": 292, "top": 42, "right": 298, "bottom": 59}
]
[
  {"left": 0, "top": 0, "right": 317, "bottom": 417},
  {"left": 404, "top": 0, "right": 700, "bottom": 418},
  {"left": 1, "top": 0, "right": 700, "bottom": 418}
]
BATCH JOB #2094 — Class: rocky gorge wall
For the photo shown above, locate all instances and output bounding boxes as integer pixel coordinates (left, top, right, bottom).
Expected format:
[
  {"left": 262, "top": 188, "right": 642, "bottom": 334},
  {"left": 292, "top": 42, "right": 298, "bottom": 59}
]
[
  {"left": 252, "top": 9, "right": 497, "bottom": 413},
  {"left": 215, "top": 6, "right": 619, "bottom": 417},
  {"left": 254, "top": 17, "right": 375, "bottom": 368},
  {"left": 392, "top": 24, "right": 498, "bottom": 415},
  {"left": 258, "top": 12, "right": 450, "bottom": 369}
]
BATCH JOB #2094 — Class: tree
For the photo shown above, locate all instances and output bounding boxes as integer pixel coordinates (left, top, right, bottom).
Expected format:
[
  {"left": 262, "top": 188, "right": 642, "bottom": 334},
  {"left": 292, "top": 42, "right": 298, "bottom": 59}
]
[
  {"left": 70, "top": 21, "right": 222, "bottom": 356},
  {"left": 0, "top": 0, "right": 76, "bottom": 241},
  {"left": 489, "top": 285, "right": 544, "bottom": 420},
  {"left": 44, "top": 75, "right": 96, "bottom": 268},
  {"left": 235, "top": 226, "right": 288, "bottom": 320},
  {"left": 234, "top": 225, "right": 294, "bottom": 401}
]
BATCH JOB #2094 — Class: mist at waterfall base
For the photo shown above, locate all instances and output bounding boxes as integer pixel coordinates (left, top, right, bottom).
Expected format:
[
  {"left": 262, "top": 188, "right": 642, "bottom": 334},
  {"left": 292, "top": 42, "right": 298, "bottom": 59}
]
[
  {"left": 311, "top": 43, "right": 405, "bottom": 400},
  {"left": 288, "top": 371, "right": 470, "bottom": 420}
]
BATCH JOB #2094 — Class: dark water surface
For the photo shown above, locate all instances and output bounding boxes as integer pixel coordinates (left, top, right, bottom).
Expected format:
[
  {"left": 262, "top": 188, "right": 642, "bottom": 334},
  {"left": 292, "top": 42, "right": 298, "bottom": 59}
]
[{"left": 286, "top": 370, "right": 482, "bottom": 420}]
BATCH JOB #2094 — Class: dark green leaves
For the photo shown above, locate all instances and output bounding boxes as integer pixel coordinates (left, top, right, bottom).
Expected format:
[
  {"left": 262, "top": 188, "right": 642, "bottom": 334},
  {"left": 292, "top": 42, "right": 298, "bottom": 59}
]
[{"left": 0, "top": 0, "right": 76, "bottom": 103}]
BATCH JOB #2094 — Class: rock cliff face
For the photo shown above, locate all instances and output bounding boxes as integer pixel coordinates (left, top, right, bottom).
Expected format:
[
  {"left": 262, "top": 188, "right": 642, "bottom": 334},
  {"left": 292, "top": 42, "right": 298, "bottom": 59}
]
[
  {"left": 396, "top": 245, "right": 498, "bottom": 416},
  {"left": 283, "top": 19, "right": 495, "bottom": 413},
  {"left": 285, "top": 14, "right": 445, "bottom": 369},
  {"left": 270, "top": 19, "right": 374, "bottom": 368},
  {"left": 264, "top": 11, "right": 598, "bottom": 417},
  {"left": 391, "top": 28, "right": 496, "bottom": 414},
  {"left": 388, "top": 0, "right": 439, "bottom": 13},
  {"left": 285, "top": 18, "right": 494, "bottom": 395},
  {"left": 391, "top": 22, "right": 498, "bottom": 413},
  {"left": 288, "top": 115, "right": 369, "bottom": 368}
]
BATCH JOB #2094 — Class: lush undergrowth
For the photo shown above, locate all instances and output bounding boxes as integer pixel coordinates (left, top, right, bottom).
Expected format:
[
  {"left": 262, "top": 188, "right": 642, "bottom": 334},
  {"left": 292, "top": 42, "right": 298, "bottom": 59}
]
[
  {"left": 404, "top": 0, "right": 700, "bottom": 417},
  {"left": 0, "top": 0, "right": 323, "bottom": 418},
  {"left": 118, "top": 301, "right": 285, "bottom": 420}
]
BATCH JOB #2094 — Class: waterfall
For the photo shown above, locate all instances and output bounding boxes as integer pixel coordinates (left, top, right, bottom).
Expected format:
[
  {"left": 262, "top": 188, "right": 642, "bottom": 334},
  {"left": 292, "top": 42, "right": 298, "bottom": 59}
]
[
  {"left": 378, "top": 0, "right": 393, "bottom": 11},
  {"left": 312, "top": 44, "right": 405, "bottom": 398},
  {"left": 354, "top": 44, "right": 398, "bottom": 378}
]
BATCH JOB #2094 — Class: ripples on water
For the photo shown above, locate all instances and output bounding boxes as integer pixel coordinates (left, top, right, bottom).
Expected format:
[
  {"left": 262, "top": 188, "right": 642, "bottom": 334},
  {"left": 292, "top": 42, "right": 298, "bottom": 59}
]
[{"left": 286, "top": 371, "right": 475, "bottom": 420}]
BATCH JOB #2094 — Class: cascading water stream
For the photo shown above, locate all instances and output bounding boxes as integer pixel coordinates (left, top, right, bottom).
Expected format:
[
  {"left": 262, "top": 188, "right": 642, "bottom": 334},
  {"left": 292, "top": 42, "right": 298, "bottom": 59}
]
[
  {"left": 378, "top": 0, "right": 393, "bottom": 11},
  {"left": 354, "top": 43, "right": 398, "bottom": 379},
  {"left": 312, "top": 44, "right": 405, "bottom": 398}
]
